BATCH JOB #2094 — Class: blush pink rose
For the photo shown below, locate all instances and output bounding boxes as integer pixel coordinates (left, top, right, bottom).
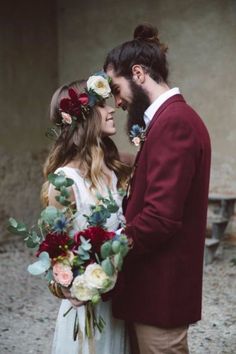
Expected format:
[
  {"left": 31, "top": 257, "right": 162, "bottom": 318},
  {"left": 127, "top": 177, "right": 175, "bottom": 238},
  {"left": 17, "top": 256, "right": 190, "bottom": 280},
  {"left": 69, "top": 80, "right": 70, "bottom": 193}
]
[
  {"left": 132, "top": 137, "right": 141, "bottom": 146},
  {"left": 53, "top": 262, "right": 73, "bottom": 287},
  {"left": 61, "top": 112, "right": 72, "bottom": 124}
]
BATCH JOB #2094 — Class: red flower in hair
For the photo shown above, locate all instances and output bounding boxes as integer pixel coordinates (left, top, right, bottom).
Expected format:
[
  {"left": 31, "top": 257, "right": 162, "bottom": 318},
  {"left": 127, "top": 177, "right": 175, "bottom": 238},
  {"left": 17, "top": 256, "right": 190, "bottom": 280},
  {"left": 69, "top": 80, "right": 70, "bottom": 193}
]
[
  {"left": 78, "top": 93, "right": 89, "bottom": 105},
  {"left": 59, "top": 88, "right": 89, "bottom": 118},
  {"left": 74, "top": 226, "right": 115, "bottom": 255}
]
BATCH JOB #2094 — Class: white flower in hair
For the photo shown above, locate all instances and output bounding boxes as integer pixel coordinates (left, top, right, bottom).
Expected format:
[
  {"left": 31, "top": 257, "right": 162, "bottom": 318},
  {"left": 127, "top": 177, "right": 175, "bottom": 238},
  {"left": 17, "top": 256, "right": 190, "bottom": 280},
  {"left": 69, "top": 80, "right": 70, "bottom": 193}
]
[{"left": 87, "top": 74, "right": 111, "bottom": 99}]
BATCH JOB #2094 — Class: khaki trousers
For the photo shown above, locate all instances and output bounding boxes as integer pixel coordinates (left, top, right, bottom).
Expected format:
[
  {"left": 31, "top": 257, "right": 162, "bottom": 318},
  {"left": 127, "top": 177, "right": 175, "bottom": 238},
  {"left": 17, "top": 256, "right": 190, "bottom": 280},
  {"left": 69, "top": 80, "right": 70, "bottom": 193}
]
[{"left": 127, "top": 322, "right": 189, "bottom": 354}]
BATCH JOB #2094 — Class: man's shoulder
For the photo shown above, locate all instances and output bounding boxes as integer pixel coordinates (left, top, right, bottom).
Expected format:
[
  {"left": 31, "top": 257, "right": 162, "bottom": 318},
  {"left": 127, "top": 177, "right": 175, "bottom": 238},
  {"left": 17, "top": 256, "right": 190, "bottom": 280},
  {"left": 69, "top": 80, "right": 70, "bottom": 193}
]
[
  {"left": 151, "top": 95, "right": 204, "bottom": 128},
  {"left": 149, "top": 95, "right": 187, "bottom": 125},
  {"left": 146, "top": 96, "right": 209, "bottom": 143}
]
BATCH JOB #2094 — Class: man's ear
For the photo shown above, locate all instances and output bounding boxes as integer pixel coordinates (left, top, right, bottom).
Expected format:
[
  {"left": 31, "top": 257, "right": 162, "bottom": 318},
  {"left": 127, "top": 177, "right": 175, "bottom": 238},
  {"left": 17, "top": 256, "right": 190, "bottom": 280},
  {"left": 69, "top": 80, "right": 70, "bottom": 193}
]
[{"left": 131, "top": 65, "right": 146, "bottom": 84}]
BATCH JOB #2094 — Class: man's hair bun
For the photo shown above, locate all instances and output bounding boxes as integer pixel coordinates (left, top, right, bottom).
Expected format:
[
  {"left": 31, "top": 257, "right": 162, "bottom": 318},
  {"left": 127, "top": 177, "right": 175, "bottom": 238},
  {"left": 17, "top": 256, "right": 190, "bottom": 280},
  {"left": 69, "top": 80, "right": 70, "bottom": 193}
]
[
  {"left": 104, "top": 23, "right": 169, "bottom": 84},
  {"left": 133, "top": 23, "right": 159, "bottom": 42}
]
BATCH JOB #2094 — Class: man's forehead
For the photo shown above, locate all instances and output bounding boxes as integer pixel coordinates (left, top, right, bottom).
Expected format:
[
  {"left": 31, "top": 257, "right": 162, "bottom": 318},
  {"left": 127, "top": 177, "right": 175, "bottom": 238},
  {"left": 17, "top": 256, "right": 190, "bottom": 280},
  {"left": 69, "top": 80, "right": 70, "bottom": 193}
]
[
  {"left": 108, "top": 73, "right": 125, "bottom": 87},
  {"left": 106, "top": 67, "right": 115, "bottom": 78},
  {"left": 108, "top": 74, "right": 120, "bottom": 89},
  {"left": 106, "top": 68, "right": 130, "bottom": 90},
  {"left": 106, "top": 68, "right": 121, "bottom": 83}
]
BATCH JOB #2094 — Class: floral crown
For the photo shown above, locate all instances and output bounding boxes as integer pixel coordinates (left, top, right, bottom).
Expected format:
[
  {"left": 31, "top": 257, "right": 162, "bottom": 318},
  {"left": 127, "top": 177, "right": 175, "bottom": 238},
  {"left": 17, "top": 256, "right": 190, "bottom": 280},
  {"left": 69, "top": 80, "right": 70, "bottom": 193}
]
[{"left": 59, "top": 71, "right": 111, "bottom": 127}]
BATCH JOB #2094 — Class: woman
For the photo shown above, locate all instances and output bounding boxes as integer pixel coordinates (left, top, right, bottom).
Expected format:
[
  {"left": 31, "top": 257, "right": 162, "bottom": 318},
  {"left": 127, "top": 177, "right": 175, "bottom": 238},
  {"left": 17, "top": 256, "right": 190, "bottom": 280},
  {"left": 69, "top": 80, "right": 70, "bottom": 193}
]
[{"left": 41, "top": 73, "right": 131, "bottom": 354}]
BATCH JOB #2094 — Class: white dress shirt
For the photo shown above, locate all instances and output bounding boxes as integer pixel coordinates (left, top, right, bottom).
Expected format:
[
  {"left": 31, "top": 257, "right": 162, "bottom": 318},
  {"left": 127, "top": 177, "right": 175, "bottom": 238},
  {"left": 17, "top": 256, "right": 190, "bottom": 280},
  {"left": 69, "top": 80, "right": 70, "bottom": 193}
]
[{"left": 144, "top": 87, "right": 181, "bottom": 127}]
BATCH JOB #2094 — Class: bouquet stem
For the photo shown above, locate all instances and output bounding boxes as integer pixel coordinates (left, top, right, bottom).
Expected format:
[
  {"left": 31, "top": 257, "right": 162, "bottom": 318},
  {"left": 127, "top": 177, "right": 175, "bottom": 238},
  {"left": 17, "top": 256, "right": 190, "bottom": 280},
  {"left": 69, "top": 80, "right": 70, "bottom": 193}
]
[
  {"left": 63, "top": 305, "right": 73, "bottom": 317},
  {"left": 85, "top": 302, "right": 94, "bottom": 338}
]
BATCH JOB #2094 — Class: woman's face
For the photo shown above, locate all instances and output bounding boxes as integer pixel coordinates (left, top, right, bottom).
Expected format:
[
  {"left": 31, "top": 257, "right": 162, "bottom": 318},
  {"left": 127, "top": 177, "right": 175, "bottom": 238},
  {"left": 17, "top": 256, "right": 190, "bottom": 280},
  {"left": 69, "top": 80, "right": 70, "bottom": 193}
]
[{"left": 97, "top": 103, "right": 116, "bottom": 136}]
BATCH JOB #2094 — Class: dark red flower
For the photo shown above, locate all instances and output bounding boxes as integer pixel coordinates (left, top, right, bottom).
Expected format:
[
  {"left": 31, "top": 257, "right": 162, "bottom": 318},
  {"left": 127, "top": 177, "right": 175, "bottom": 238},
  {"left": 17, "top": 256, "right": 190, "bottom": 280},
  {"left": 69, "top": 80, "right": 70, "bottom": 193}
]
[
  {"left": 74, "top": 226, "right": 115, "bottom": 255},
  {"left": 59, "top": 88, "right": 89, "bottom": 119},
  {"left": 36, "top": 232, "right": 74, "bottom": 259},
  {"left": 78, "top": 93, "right": 89, "bottom": 105},
  {"left": 68, "top": 88, "right": 79, "bottom": 103}
]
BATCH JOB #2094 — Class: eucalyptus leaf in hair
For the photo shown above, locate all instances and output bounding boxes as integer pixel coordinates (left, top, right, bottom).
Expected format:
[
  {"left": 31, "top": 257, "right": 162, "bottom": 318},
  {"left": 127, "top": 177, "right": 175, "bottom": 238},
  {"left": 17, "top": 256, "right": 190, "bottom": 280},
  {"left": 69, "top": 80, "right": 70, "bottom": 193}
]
[
  {"left": 68, "top": 116, "right": 79, "bottom": 135},
  {"left": 45, "top": 127, "right": 60, "bottom": 141}
]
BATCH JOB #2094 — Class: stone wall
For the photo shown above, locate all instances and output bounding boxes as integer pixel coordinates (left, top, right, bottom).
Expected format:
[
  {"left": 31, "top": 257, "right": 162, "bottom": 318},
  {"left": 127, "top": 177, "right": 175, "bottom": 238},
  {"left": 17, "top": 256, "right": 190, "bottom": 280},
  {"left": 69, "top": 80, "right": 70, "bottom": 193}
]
[
  {"left": 0, "top": 149, "right": 47, "bottom": 239},
  {"left": 0, "top": 1, "right": 58, "bottom": 239}
]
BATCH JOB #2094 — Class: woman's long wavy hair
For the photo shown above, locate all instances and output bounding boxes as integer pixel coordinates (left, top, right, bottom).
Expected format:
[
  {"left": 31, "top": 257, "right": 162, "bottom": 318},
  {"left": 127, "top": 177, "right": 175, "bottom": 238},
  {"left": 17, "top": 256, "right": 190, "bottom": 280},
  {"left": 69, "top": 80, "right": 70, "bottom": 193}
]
[{"left": 41, "top": 80, "right": 131, "bottom": 206}]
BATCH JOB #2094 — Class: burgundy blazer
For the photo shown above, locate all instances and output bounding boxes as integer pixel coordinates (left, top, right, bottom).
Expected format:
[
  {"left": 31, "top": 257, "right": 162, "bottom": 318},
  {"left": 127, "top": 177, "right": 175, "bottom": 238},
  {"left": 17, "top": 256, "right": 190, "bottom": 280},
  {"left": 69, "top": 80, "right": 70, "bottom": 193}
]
[{"left": 113, "top": 94, "right": 211, "bottom": 328}]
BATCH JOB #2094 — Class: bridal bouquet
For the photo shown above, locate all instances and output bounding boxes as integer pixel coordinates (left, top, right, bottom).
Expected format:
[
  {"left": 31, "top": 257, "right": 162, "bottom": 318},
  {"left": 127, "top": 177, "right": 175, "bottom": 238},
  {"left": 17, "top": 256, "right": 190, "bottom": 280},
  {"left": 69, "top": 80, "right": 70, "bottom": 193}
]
[{"left": 8, "top": 172, "right": 129, "bottom": 339}]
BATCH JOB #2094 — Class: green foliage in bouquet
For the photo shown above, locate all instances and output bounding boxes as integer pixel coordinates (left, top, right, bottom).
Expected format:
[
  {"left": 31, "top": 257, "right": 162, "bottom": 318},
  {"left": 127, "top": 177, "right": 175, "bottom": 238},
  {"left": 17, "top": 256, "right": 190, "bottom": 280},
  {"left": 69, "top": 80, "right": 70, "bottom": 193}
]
[
  {"left": 48, "top": 172, "right": 74, "bottom": 206},
  {"left": 8, "top": 172, "right": 75, "bottom": 249},
  {"left": 8, "top": 218, "right": 41, "bottom": 248},
  {"left": 84, "top": 189, "right": 119, "bottom": 227},
  {"left": 76, "top": 236, "right": 92, "bottom": 262},
  {"left": 100, "top": 234, "right": 129, "bottom": 274}
]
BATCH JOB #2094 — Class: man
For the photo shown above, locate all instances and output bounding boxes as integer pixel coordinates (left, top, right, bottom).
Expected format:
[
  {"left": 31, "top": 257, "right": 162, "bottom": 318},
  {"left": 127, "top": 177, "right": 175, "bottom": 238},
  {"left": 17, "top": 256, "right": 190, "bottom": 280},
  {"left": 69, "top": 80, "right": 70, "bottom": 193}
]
[{"left": 104, "top": 24, "right": 211, "bottom": 353}]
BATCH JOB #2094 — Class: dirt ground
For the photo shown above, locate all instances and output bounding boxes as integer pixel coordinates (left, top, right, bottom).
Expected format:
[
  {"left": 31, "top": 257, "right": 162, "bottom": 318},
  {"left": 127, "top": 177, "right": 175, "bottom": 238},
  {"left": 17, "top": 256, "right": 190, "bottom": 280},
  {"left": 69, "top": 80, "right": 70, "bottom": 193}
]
[{"left": 0, "top": 237, "right": 235, "bottom": 354}]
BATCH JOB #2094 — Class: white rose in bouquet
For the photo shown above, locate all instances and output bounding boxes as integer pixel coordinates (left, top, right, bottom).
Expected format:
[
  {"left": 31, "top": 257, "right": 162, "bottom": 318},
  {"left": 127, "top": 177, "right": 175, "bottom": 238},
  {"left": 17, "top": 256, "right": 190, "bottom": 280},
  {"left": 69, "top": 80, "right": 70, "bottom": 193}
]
[
  {"left": 71, "top": 274, "right": 98, "bottom": 301},
  {"left": 87, "top": 75, "right": 111, "bottom": 99},
  {"left": 84, "top": 263, "right": 109, "bottom": 289},
  {"left": 101, "top": 271, "right": 117, "bottom": 293}
]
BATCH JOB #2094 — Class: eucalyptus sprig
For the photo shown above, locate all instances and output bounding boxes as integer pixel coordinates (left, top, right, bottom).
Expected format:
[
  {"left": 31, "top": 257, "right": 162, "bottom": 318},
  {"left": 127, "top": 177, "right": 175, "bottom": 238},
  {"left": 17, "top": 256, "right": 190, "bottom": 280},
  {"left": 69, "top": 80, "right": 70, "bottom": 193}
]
[
  {"left": 75, "top": 236, "right": 92, "bottom": 263},
  {"left": 84, "top": 189, "right": 119, "bottom": 228},
  {"left": 100, "top": 233, "right": 129, "bottom": 274},
  {"left": 8, "top": 172, "right": 75, "bottom": 247},
  {"left": 8, "top": 217, "right": 42, "bottom": 249},
  {"left": 45, "top": 127, "right": 60, "bottom": 141},
  {"left": 48, "top": 172, "right": 74, "bottom": 207}
]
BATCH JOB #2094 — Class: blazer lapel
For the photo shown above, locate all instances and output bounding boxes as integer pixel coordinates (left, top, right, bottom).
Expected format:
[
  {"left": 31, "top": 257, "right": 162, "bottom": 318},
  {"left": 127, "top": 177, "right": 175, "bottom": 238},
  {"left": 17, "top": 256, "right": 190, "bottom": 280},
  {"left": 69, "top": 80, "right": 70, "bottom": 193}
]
[{"left": 126, "top": 94, "right": 185, "bottom": 201}]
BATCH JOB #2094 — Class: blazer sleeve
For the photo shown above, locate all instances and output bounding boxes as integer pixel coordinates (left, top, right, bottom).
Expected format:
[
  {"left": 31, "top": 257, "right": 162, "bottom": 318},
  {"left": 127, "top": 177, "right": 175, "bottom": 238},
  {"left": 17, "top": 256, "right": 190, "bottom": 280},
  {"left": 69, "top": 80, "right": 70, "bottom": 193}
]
[{"left": 125, "top": 114, "right": 198, "bottom": 255}]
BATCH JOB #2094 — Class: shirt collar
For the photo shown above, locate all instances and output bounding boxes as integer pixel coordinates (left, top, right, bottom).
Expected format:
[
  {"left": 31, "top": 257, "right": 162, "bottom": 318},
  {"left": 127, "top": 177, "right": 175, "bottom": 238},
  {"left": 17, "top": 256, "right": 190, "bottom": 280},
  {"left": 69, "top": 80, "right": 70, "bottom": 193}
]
[{"left": 144, "top": 87, "right": 181, "bottom": 127}]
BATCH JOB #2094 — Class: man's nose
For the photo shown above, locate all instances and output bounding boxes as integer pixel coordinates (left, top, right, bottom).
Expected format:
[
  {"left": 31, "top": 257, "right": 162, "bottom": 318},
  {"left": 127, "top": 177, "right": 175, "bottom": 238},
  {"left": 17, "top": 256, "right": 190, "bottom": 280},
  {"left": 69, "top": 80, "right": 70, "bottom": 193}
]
[{"left": 115, "top": 96, "right": 122, "bottom": 108}]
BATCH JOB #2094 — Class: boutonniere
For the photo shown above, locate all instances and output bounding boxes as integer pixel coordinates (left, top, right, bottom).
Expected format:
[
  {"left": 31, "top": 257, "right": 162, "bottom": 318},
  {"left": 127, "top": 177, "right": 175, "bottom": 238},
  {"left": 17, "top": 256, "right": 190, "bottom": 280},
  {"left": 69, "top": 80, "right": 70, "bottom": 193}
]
[{"left": 129, "top": 124, "right": 146, "bottom": 147}]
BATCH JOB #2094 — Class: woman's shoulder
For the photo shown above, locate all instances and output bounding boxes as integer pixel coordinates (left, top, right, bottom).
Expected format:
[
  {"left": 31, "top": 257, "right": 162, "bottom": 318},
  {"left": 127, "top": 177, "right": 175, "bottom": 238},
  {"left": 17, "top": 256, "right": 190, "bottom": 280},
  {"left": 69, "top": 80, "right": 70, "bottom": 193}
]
[
  {"left": 54, "top": 166, "right": 83, "bottom": 177},
  {"left": 54, "top": 165, "right": 77, "bottom": 172},
  {"left": 53, "top": 166, "right": 86, "bottom": 190}
]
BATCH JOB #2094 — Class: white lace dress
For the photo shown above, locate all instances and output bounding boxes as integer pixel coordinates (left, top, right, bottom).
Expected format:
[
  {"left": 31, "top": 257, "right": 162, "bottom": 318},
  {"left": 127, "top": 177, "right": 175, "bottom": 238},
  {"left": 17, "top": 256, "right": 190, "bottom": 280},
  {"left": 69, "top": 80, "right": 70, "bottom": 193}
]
[{"left": 50, "top": 167, "right": 130, "bottom": 354}]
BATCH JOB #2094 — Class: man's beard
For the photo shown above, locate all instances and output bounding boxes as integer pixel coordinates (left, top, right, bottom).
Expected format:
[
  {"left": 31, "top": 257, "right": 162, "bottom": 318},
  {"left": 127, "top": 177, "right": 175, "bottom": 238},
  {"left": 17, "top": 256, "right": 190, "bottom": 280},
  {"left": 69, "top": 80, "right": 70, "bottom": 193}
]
[{"left": 126, "top": 80, "right": 150, "bottom": 134}]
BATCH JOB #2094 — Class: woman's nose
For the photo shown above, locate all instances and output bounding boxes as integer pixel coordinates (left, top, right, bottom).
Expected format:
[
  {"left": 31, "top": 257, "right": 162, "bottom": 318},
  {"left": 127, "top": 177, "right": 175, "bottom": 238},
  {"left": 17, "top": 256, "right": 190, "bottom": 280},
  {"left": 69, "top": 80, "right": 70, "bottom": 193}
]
[{"left": 108, "top": 105, "right": 115, "bottom": 113}]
